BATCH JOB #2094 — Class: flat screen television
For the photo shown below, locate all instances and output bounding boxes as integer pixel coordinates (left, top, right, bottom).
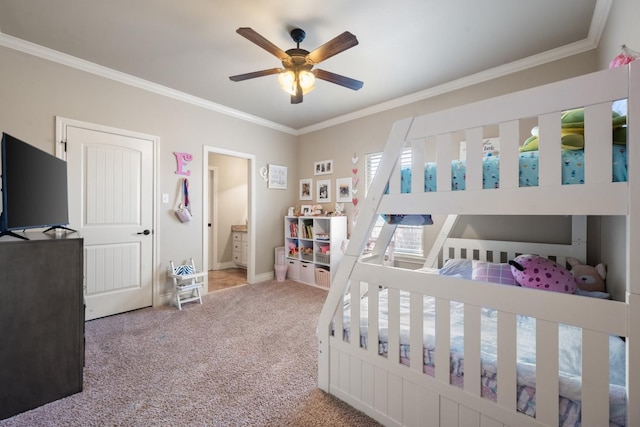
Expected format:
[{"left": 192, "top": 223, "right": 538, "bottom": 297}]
[{"left": 0, "top": 132, "right": 73, "bottom": 240}]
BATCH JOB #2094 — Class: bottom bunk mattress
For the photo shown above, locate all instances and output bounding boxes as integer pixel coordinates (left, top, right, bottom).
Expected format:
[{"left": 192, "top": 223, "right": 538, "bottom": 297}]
[
  {"left": 399, "top": 145, "right": 628, "bottom": 192},
  {"left": 340, "top": 287, "right": 627, "bottom": 426}
]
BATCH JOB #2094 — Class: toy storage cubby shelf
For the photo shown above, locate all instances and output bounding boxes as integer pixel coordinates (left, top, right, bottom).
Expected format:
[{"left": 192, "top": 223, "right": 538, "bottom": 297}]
[{"left": 284, "top": 215, "right": 347, "bottom": 289}]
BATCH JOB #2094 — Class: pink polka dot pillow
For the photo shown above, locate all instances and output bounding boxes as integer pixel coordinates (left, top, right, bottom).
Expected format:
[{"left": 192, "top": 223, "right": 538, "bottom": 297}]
[{"left": 508, "top": 254, "right": 576, "bottom": 294}]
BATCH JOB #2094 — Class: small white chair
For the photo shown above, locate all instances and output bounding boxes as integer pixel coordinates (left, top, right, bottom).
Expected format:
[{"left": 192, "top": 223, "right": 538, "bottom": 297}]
[{"left": 169, "top": 258, "right": 206, "bottom": 310}]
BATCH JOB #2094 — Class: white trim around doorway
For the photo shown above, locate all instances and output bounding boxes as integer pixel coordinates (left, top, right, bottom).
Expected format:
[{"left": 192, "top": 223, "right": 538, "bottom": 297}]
[{"left": 202, "top": 146, "right": 256, "bottom": 286}]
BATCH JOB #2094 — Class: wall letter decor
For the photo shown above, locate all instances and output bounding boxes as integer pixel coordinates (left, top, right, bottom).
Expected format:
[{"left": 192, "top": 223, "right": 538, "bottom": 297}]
[{"left": 174, "top": 152, "right": 193, "bottom": 176}]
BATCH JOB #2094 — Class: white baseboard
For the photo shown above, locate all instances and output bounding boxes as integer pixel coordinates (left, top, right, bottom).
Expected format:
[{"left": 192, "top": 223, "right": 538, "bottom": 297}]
[
  {"left": 214, "top": 261, "right": 241, "bottom": 270},
  {"left": 254, "top": 271, "right": 274, "bottom": 283}
]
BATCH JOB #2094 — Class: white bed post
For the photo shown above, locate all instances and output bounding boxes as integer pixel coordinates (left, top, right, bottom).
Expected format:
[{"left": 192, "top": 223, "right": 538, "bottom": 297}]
[
  {"left": 423, "top": 214, "right": 459, "bottom": 268},
  {"left": 369, "top": 155, "right": 402, "bottom": 264},
  {"left": 317, "top": 117, "right": 414, "bottom": 392},
  {"left": 372, "top": 223, "right": 397, "bottom": 264},
  {"left": 626, "top": 60, "right": 640, "bottom": 427}
]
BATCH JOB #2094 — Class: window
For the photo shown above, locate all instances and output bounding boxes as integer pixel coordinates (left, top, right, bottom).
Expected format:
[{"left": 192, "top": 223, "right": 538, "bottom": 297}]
[{"left": 364, "top": 150, "right": 424, "bottom": 257}]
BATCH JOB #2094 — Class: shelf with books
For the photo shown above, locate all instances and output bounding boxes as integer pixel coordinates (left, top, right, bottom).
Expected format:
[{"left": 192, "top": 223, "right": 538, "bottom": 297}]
[{"left": 283, "top": 215, "right": 346, "bottom": 289}]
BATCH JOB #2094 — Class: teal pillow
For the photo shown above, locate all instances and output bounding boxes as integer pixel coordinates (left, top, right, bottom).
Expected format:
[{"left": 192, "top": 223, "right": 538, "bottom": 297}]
[{"left": 380, "top": 214, "right": 433, "bottom": 226}]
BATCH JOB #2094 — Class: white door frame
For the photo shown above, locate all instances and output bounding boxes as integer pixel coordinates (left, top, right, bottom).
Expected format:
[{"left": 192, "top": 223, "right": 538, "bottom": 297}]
[
  {"left": 55, "top": 117, "right": 160, "bottom": 307},
  {"left": 208, "top": 166, "right": 218, "bottom": 270},
  {"left": 202, "top": 146, "right": 255, "bottom": 284}
]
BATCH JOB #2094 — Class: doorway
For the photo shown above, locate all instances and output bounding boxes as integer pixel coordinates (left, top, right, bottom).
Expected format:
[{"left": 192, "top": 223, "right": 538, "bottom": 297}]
[{"left": 202, "top": 146, "right": 255, "bottom": 289}]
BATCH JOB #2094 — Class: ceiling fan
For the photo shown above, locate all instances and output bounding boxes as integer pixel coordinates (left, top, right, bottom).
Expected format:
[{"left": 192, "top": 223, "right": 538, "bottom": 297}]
[{"left": 229, "top": 27, "right": 364, "bottom": 104}]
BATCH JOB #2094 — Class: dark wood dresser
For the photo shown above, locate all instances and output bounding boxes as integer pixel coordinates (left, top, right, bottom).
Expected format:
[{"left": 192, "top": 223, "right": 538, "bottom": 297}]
[{"left": 0, "top": 232, "right": 84, "bottom": 420}]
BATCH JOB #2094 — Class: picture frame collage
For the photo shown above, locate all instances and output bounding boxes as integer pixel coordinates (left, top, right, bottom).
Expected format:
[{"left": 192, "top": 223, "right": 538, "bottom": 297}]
[{"left": 299, "top": 159, "right": 353, "bottom": 205}]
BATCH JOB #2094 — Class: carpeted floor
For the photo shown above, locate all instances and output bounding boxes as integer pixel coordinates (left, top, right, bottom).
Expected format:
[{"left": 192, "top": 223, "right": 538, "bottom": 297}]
[{"left": 0, "top": 280, "right": 381, "bottom": 427}]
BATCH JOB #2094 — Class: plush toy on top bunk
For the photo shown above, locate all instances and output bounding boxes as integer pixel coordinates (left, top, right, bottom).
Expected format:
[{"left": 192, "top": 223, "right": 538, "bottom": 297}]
[{"left": 519, "top": 108, "right": 627, "bottom": 153}]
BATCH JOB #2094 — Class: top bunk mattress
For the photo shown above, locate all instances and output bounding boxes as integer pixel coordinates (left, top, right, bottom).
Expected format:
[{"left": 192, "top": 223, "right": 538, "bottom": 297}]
[
  {"left": 400, "top": 144, "right": 627, "bottom": 193},
  {"left": 400, "top": 101, "right": 628, "bottom": 192}
]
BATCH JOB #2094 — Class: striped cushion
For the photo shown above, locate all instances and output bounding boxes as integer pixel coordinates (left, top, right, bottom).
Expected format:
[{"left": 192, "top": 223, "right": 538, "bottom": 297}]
[{"left": 174, "top": 265, "right": 195, "bottom": 275}]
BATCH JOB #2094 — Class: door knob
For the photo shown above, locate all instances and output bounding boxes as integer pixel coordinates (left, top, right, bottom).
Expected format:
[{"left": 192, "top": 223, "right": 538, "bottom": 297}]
[{"left": 137, "top": 229, "right": 151, "bottom": 235}]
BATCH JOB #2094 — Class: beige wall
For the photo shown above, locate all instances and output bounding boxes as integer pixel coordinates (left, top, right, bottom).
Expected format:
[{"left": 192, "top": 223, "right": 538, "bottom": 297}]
[{"left": 0, "top": 45, "right": 298, "bottom": 298}]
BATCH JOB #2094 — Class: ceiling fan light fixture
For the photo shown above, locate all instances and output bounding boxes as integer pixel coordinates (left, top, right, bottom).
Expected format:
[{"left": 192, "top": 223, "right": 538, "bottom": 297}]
[
  {"left": 299, "top": 70, "right": 315, "bottom": 92},
  {"left": 278, "top": 70, "right": 315, "bottom": 96},
  {"left": 230, "top": 27, "right": 361, "bottom": 103}
]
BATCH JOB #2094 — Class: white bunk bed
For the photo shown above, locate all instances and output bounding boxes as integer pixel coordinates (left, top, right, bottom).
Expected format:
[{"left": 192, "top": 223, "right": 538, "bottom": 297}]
[{"left": 317, "top": 62, "right": 640, "bottom": 427}]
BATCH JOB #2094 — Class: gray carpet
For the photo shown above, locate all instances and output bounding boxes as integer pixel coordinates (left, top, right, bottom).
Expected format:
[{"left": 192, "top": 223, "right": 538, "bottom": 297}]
[{"left": 0, "top": 280, "right": 381, "bottom": 427}]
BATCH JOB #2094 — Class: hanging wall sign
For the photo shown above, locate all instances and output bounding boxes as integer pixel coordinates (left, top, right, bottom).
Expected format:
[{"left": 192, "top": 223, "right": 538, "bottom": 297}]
[{"left": 174, "top": 152, "right": 193, "bottom": 176}]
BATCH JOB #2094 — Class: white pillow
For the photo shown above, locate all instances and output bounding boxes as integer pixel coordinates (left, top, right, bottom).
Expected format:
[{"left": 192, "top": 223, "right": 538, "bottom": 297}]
[{"left": 439, "top": 259, "right": 472, "bottom": 279}]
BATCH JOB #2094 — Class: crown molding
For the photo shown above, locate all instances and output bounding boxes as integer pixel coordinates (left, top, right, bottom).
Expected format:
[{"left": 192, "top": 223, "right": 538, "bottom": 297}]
[{"left": 0, "top": 33, "right": 299, "bottom": 136}]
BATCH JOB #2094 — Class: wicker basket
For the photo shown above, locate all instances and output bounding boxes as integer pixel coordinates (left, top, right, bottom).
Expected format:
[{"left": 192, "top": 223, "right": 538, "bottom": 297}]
[
  {"left": 301, "top": 252, "right": 313, "bottom": 262},
  {"left": 315, "top": 252, "right": 330, "bottom": 264},
  {"left": 315, "top": 268, "right": 330, "bottom": 288}
]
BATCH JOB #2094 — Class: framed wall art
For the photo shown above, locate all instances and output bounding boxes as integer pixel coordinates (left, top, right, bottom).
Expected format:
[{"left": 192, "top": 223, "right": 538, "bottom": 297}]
[
  {"left": 336, "top": 177, "right": 353, "bottom": 203},
  {"left": 316, "top": 179, "right": 331, "bottom": 203},
  {"left": 299, "top": 179, "right": 312, "bottom": 200},
  {"left": 314, "top": 159, "right": 333, "bottom": 176},
  {"left": 268, "top": 164, "right": 287, "bottom": 189}
]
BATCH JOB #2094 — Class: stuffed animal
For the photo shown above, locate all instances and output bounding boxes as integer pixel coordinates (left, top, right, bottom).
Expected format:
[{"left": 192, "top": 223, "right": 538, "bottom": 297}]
[
  {"left": 567, "top": 257, "right": 607, "bottom": 293},
  {"left": 288, "top": 242, "right": 298, "bottom": 256},
  {"left": 509, "top": 254, "right": 576, "bottom": 294},
  {"left": 520, "top": 108, "right": 627, "bottom": 153}
]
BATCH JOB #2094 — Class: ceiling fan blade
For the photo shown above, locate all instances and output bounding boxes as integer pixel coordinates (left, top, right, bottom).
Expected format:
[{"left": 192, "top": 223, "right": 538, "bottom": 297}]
[
  {"left": 236, "top": 27, "right": 290, "bottom": 62},
  {"left": 229, "top": 68, "right": 283, "bottom": 82},
  {"left": 313, "top": 69, "right": 364, "bottom": 91},
  {"left": 306, "top": 31, "right": 359, "bottom": 64}
]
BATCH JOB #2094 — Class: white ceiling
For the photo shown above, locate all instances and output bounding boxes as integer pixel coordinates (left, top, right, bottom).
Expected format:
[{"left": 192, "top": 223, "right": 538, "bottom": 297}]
[{"left": 0, "top": 0, "right": 608, "bottom": 134}]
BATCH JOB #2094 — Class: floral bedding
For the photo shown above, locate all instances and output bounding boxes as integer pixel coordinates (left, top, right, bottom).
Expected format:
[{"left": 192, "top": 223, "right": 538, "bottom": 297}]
[{"left": 341, "top": 288, "right": 627, "bottom": 426}]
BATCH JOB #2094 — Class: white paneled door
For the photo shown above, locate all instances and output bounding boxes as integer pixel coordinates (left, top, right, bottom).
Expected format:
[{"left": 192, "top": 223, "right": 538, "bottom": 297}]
[{"left": 58, "top": 119, "right": 156, "bottom": 320}]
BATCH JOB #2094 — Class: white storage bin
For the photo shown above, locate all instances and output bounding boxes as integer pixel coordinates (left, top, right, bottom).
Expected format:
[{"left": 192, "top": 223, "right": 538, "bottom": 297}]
[
  {"left": 274, "top": 264, "right": 287, "bottom": 281},
  {"left": 286, "top": 259, "right": 300, "bottom": 281},
  {"left": 300, "top": 262, "right": 315, "bottom": 285},
  {"left": 275, "top": 247, "right": 285, "bottom": 265}
]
